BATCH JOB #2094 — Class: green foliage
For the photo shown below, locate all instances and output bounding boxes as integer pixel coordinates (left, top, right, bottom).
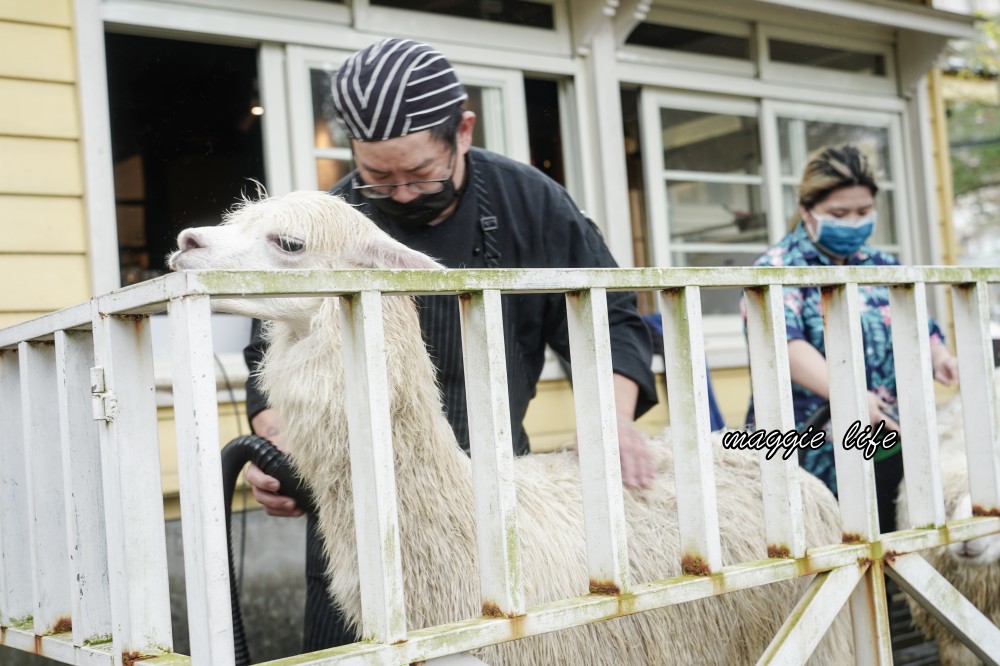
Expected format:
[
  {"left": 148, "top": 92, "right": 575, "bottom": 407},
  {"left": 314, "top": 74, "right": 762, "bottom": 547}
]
[
  {"left": 946, "top": 12, "right": 1000, "bottom": 233},
  {"left": 949, "top": 102, "right": 1000, "bottom": 198},
  {"left": 948, "top": 12, "right": 1000, "bottom": 77}
]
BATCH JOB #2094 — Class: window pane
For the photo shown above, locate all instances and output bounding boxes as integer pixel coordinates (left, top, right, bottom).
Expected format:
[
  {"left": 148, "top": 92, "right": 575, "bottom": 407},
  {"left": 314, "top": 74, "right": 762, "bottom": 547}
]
[
  {"left": 311, "top": 68, "right": 349, "bottom": 149},
  {"left": 769, "top": 39, "right": 885, "bottom": 75},
  {"left": 666, "top": 181, "right": 767, "bottom": 244},
  {"left": 463, "top": 85, "right": 487, "bottom": 149},
  {"left": 872, "top": 190, "right": 896, "bottom": 245},
  {"left": 316, "top": 158, "right": 352, "bottom": 191},
  {"left": 526, "top": 78, "right": 564, "bottom": 185},
  {"left": 661, "top": 109, "right": 760, "bottom": 174},
  {"left": 626, "top": 23, "right": 750, "bottom": 60},
  {"left": 671, "top": 251, "right": 758, "bottom": 316},
  {"left": 777, "top": 118, "right": 890, "bottom": 179},
  {"left": 371, "top": 0, "right": 554, "bottom": 28}
]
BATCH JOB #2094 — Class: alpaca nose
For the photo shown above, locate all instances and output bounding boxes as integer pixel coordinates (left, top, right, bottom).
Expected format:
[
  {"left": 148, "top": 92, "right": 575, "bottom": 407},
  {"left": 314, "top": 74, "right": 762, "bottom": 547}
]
[
  {"left": 961, "top": 539, "right": 987, "bottom": 559},
  {"left": 178, "top": 228, "right": 204, "bottom": 251}
]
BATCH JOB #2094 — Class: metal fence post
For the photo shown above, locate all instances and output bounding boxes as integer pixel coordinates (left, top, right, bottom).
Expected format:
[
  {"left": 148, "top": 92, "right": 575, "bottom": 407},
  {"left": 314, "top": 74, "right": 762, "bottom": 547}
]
[
  {"left": 168, "top": 294, "right": 236, "bottom": 665},
  {"left": 92, "top": 306, "right": 173, "bottom": 663}
]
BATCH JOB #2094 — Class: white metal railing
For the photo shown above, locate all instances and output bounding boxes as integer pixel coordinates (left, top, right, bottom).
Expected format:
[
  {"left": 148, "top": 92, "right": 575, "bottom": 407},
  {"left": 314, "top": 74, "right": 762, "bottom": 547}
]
[{"left": 0, "top": 266, "right": 999, "bottom": 665}]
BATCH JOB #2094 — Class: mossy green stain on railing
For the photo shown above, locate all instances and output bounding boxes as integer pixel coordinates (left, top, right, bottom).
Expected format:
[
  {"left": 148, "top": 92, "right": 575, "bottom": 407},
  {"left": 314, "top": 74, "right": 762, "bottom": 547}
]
[
  {"left": 505, "top": 517, "right": 523, "bottom": 607},
  {"left": 82, "top": 633, "right": 113, "bottom": 646},
  {"left": 9, "top": 616, "right": 33, "bottom": 631},
  {"left": 187, "top": 265, "right": 1000, "bottom": 298}
]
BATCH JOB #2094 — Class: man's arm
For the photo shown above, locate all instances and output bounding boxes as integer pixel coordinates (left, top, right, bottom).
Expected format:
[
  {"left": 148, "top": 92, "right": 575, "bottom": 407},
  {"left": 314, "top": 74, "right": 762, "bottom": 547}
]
[
  {"left": 243, "top": 319, "right": 303, "bottom": 517},
  {"left": 613, "top": 373, "right": 655, "bottom": 488},
  {"left": 787, "top": 338, "right": 899, "bottom": 432},
  {"left": 544, "top": 198, "right": 658, "bottom": 487}
]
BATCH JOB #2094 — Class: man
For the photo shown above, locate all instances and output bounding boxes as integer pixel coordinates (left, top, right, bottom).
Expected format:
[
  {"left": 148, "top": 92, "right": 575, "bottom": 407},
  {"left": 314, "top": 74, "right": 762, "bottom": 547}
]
[{"left": 243, "top": 37, "right": 657, "bottom": 650}]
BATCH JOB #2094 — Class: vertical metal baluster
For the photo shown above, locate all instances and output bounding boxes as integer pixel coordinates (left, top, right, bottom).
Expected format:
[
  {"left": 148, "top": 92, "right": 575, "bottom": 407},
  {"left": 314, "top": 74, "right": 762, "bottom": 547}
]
[
  {"left": 821, "top": 284, "right": 890, "bottom": 664},
  {"left": 460, "top": 290, "right": 525, "bottom": 616},
  {"left": 952, "top": 281, "right": 1000, "bottom": 512},
  {"left": 888, "top": 283, "right": 945, "bottom": 528},
  {"left": 0, "top": 349, "right": 32, "bottom": 629},
  {"left": 92, "top": 308, "right": 173, "bottom": 662},
  {"left": 566, "top": 288, "right": 630, "bottom": 593},
  {"left": 744, "top": 285, "right": 805, "bottom": 558},
  {"left": 659, "top": 286, "right": 722, "bottom": 574},
  {"left": 55, "top": 330, "right": 113, "bottom": 646},
  {"left": 340, "top": 292, "right": 407, "bottom": 643},
  {"left": 169, "top": 295, "right": 235, "bottom": 664},
  {"left": 19, "top": 341, "right": 72, "bottom": 635}
]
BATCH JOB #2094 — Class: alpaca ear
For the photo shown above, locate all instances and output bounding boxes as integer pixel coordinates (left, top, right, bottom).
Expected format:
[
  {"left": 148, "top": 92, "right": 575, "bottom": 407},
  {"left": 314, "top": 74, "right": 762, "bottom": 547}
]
[{"left": 356, "top": 234, "right": 444, "bottom": 270}]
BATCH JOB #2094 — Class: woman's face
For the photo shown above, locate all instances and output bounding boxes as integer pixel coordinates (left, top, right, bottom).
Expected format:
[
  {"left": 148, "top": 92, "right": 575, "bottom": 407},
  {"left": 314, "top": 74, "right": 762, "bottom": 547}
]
[{"left": 801, "top": 185, "right": 876, "bottom": 238}]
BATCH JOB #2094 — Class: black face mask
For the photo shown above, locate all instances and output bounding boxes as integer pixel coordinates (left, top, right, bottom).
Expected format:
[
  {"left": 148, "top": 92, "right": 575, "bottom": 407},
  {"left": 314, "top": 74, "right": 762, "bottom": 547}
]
[{"left": 370, "top": 179, "right": 461, "bottom": 228}]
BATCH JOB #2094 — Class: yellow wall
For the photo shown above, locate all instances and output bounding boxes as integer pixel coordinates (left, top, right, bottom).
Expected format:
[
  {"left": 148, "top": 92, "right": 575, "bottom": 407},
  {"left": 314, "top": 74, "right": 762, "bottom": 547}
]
[
  {"left": 524, "top": 368, "right": 754, "bottom": 452},
  {"left": 0, "top": 0, "right": 91, "bottom": 327}
]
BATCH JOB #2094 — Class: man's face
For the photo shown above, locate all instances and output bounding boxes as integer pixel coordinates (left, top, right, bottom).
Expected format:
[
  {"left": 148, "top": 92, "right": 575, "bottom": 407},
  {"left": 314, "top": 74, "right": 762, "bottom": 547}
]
[
  {"left": 351, "top": 111, "right": 476, "bottom": 205},
  {"left": 353, "top": 132, "right": 454, "bottom": 204}
]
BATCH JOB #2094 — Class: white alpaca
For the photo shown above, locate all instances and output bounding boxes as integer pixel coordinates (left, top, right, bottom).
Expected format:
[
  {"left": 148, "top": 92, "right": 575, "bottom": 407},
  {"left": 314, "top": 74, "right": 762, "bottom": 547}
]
[
  {"left": 897, "top": 376, "right": 1000, "bottom": 666},
  {"left": 169, "top": 191, "right": 851, "bottom": 664}
]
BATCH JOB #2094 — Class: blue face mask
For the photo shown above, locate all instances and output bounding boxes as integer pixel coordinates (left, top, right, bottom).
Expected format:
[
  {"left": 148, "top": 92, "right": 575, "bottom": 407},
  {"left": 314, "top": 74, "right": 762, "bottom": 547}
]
[{"left": 809, "top": 210, "right": 877, "bottom": 258}]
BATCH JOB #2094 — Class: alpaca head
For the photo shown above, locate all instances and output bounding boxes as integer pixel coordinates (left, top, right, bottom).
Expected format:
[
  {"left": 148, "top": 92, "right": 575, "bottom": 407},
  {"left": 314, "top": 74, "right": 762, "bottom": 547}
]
[
  {"left": 946, "top": 494, "right": 1000, "bottom": 566},
  {"left": 168, "top": 191, "right": 442, "bottom": 320}
]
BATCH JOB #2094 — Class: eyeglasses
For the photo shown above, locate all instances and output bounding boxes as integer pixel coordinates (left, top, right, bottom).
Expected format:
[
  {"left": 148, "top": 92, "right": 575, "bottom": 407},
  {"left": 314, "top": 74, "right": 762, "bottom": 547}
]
[{"left": 352, "top": 149, "right": 456, "bottom": 200}]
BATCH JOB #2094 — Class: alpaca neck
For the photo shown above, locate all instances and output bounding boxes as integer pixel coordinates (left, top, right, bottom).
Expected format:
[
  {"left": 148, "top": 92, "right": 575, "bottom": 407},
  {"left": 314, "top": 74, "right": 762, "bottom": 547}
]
[{"left": 265, "top": 295, "right": 474, "bottom": 507}]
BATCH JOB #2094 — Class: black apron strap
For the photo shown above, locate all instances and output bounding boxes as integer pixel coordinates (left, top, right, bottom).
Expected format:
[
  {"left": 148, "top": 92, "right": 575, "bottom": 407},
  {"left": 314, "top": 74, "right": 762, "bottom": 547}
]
[{"left": 471, "top": 167, "right": 501, "bottom": 268}]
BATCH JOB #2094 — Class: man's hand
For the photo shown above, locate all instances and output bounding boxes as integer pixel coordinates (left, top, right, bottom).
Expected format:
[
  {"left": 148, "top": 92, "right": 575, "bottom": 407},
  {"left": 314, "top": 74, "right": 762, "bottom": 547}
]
[
  {"left": 612, "top": 374, "right": 654, "bottom": 489},
  {"left": 617, "top": 418, "right": 655, "bottom": 489},
  {"left": 247, "top": 408, "right": 303, "bottom": 517}
]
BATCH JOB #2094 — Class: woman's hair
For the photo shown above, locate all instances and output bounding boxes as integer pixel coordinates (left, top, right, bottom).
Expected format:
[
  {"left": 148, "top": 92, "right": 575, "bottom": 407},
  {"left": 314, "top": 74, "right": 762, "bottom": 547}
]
[{"left": 793, "top": 144, "right": 879, "bottom": 229}]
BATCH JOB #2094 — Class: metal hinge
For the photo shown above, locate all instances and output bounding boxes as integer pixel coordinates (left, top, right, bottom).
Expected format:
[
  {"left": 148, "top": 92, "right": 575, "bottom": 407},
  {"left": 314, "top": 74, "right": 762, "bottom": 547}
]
[{"left": 90, "top": 366, "right": 119, "bottom": 422}]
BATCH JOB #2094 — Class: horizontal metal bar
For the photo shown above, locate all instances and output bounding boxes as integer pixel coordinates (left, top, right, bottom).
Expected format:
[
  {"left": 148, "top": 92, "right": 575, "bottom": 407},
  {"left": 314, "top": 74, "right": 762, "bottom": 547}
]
[
  {"left": 257, "top": 543, "right": 875, "bottom": 665},
  {"left": 3, "top": 267, "right": 999, "bottom": 339},
  {"left": 880, "top": 517, "right": 1000, "bottom": 554},
  {"left": 255, "top": 516, "right": 1000, "bottom": 666},
  {"left": 0, "top": 302, "right": 90, "bottom": 350},
  {"left": 176, "top": 266, "right": 1000, "bottom": 296},
  {"left": 0, "top": 626, "right": 113, "bottom": 664}
]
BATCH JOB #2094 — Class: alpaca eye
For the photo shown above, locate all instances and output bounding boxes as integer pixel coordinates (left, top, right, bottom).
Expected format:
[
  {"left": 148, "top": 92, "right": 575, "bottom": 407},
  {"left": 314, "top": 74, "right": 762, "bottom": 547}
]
[{"left": 275, "top": 236, "right": 305, "bottom": 253}]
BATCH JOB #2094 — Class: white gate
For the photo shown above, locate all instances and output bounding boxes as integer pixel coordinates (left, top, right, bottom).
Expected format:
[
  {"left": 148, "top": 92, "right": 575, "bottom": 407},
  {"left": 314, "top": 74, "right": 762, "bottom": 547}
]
[{"left": 0, "top": 266, "right": 998, "bottom": 665}]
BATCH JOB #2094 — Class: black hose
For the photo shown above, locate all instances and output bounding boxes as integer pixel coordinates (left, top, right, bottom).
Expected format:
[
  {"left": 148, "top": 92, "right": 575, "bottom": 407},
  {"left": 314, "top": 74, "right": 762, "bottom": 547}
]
[
  {"left": 799, "top": 401, "right": 900, "bottom": 435},
  {"left": 800, "top": 402, "right": 832, "bottom": 433},
  {"left": 220, "top": 434, "right": 317, "bottom": 666}
]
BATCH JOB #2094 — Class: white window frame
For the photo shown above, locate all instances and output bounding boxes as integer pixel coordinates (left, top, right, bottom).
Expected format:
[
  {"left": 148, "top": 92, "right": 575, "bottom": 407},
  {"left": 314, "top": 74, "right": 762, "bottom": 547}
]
[
  {"left": 639, "top": 89, "right": 767, "bottom": 347},
  {"left": 639, "top": 89, "right": 768, "bottom": 269},
  {"left": 285, "top": 45, "right": 531, "bottom": 191},
  {"left": 351, "top": 0, "right": 572, "bottom": 58},
  {"left": 639, "top": 87, "right": 913, "bottom": 363},
  {"left": 758, "top": 24, "right": 897, "bottom": 96},
  {"left": 618, "top": 7, "right": 755, "bottom": 79},
  {"left": 761, "top": 100, "right": 910, "bottom": 261},
  {"left": 118, "top": 0, "right": 353, "bottom": 24}
]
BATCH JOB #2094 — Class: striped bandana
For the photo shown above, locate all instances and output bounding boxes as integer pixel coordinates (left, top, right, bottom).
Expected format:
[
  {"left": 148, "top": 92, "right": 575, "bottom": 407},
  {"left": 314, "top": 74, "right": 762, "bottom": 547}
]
[{"left": 332, "top": 38, "right": 468, "bottom": 141}]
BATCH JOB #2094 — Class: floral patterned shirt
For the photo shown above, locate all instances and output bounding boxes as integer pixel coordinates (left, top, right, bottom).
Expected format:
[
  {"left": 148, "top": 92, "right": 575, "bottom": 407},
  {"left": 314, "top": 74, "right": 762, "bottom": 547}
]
[{"left": 743, "top": 221, "right": 945, "bottom": 493}]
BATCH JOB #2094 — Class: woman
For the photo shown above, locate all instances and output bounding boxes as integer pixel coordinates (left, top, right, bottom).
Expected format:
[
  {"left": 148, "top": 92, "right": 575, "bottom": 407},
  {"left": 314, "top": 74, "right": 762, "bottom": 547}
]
[{"left": 744, "top": 144, "right": 959, "bottom": 531}]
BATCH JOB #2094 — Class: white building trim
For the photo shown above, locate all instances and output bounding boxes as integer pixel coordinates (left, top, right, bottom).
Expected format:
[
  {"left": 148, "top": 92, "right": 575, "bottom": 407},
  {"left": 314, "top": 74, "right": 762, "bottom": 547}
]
[{"left": 74, "top": 0, "right": 121, "bottom": 295}]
